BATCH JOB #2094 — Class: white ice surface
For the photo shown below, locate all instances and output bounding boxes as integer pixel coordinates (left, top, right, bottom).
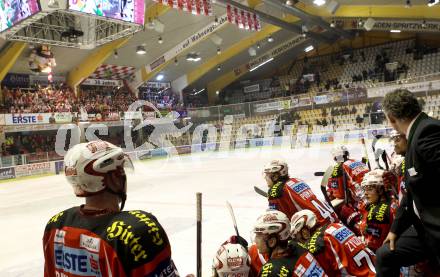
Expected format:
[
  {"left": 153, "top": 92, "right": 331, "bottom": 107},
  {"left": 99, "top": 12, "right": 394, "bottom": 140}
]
[{"left": 0, "top": 143, "right": 370, "bottom": 277}]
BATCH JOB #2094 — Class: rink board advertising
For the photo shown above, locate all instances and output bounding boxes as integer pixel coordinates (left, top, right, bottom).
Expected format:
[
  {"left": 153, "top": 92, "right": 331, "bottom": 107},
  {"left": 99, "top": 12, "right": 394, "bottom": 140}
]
[
  {"left": 0, "top": 0, "right": 41, "bottom": 32},
  {"left": 68, "top": 0, "right": 145, "bottom": 25},
  {"left": 0, "top": 167, "right": 15, "bottom": 180},
  {"left": 15, "top": 162, "right": 53, "bottom": 178}
]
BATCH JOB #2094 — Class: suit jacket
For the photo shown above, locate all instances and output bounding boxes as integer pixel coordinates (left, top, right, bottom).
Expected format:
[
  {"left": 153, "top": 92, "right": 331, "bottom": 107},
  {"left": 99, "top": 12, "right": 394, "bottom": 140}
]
[{"left": 391, "top": 113, "right": 440, "bottom": 256}]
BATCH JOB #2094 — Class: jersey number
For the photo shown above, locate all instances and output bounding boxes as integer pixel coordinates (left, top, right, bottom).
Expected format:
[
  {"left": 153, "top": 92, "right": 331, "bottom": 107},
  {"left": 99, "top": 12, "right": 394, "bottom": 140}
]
[
  {"left": 311, "top": 200, "right": 335, "bottom": 223},
  {"left": 354, "top": 249, "right": 376, "bottom": 273}
]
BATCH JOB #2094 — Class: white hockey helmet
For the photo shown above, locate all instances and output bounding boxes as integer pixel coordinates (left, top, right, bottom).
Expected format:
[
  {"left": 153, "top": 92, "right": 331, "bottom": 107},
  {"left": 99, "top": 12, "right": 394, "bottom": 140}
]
[
  {"left": 64, "top": 140, "right": 133, "bottom": 197},
  {"left": 332, "top": 145, "right": 349, "bottom": 162},
  {"left": 253, "top": 210, "right": 291, "bottom": 241},
  {"left": 263, "top": 160, "right": 289, "bottom": 177},
  {"left": 212, "top": 242, "right": 250, "bottom": 277},
  {"left": 290, "top": 209, "right": 318, "bottom": 236},
  {"left": 361, "top": 169, "right": 385, "bottom": 188}
]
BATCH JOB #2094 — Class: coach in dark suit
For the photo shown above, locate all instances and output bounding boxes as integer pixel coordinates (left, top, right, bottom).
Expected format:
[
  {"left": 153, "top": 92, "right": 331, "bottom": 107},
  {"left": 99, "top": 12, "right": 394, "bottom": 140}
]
[{"left": 375, "top": 89, "right": 440, "bottom": 276}]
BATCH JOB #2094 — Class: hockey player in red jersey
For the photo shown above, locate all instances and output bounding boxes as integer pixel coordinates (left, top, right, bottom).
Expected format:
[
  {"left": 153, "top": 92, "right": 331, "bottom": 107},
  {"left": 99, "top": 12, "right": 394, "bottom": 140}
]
[
  {"left": 263, "top": 160, "right": 338, "bottom": 226},
  {"left": 389, "top": 130, "right": 408, "bottom": 205},
  {"left": 326, "top": 145, "right": 369, "bottom": 234},
  {"left": 43, "top": 141, "right": 179, "bottom": 277},
  {"left": 291, "top": 209, "right": 376, "bottom": 277},
  {"left": 359, "top": 169, "right": 398, "bottom": 252},
  {"left": 212, "top": 237, "right": 251, "bottom": 277},
  {"left": 252, "top": 210, "right": 327, "bottom": 277}
]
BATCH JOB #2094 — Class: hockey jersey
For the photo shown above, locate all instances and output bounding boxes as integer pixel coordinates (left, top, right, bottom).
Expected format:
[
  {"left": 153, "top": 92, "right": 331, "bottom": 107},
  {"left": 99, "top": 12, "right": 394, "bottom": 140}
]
[
  {"left": 397, "top": 160, "right": 407, "bottom": 205},
  {"left": 258, "top": 242, "right": 327, "bottom": 277},
  {"left": 267, "top": 178, "right": 338, "bottom": 226},
  {"left": 327, "top": 160, "right": 369, "bottom": 207},
  {"left": 300, "top": 222, "right": 376, "bottom": 277},
  {"left": 360, "top": 200, "right": 397, "bottom": 252},
  {"left": 249, "top": 244, "right": 268, "bottom": 277},
  {"left": 43, "top": 206, "right": 179, "bottom": 277}
]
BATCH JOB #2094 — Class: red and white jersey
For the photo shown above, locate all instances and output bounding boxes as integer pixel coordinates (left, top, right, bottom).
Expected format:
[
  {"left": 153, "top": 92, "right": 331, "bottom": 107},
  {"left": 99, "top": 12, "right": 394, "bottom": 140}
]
[
  {"left": 248, "top": 244, "right": 268, "bottom": 277},
  {"left": 268, "top": 178, "right": 338, "bottom": 226},
  {"left": 327, "top": 160, "right": 369, "bottom": 207},
  {"left": 360, "top": 200, "right": 398, "bottom": 252},
  {"left": 301, "top": 223, "right": 376, "bottom": 277},
  {"left": 258, "top": 242, "right": 327, "bottom": 277},
  {"left": 43, "top": 207, "right": 179, "bottom": 277}
]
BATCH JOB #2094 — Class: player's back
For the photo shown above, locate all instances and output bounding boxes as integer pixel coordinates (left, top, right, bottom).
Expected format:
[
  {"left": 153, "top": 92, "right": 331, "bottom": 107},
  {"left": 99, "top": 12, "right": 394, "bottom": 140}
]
[
  {"left": 268, "top": 178, "right": 338, "bottom": 225},
  {"left": 343, "top": 159, "right": 369, "bottom": 185},
  {"left": 323, "top": 223, "right": 376, "bottom": 277},
  {"left": 43, "top": 207, "right": 178, "bottom": 277},
  {"left": 258, "top": 242, "right": 327, "bottom": 277}
]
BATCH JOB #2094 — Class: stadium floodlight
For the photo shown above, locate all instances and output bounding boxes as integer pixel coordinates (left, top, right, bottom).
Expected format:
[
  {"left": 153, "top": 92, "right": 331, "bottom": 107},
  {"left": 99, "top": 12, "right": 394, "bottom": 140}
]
[
  {"left": 156, "top": 74, "right": 164, "bottom": 81},
  {"left": 305, "top": 45, "right": 314, "bottom": 52},
  {"left": 136, "top": 45, "right": 146, "bottom": 55},
  {"left": 48, "top": 0, "right": 60, "bottom": 8},
  {"left": 428, "top": 0, "right": 439, "bottom": 7},
  {"left": 250, "top": 58, "right": 274, "bottom": 72},
  {"left": 313, "top": 0, "right": 326, "bottom": 6},
  {"left": 390, "top": 30, "right": 401, "bottom": 33},
  {"left": 186, "top": 53, "right": 202, "bottom": 62}
]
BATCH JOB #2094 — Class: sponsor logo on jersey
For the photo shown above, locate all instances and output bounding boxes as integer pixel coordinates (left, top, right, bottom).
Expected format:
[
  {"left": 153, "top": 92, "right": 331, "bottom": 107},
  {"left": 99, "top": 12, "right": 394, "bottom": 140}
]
[
  {"left": 80, "top": 234, "right": 100, "bottom": 253},
  {"left": 260, "top": 262, "right": 273, "bottom": 277},
  {"left": 227, "top": 257, "right": 243, "bottom": 267},
  {"left": 348, "top": 161, "right": 363, "bottom": 169},
  {"left": 329, "top": 179, "right": 339, "bottom": 189},
  {"left": 54, "top": 229, "right": 66, "bottom": 244},
  {"left": 277, "top": 265, "right": 290, "bottom": 277},
  {"left": 54, "top": 244, "right": 101, "bottom": 276},
  {"left": 106, "top": 220, "right": 148, "bottom": 262},
  {"left": 332, "top": 226, "right": 353, "bottom": 243},
  {"left": 288, "top": 181, "right": 309, "bottom": 194},
  {"left": 149, "top": 259, "right": 179, "bottom": 277},
  {"left": 304, "top": 261, "right": 325, "bottom": 276}
]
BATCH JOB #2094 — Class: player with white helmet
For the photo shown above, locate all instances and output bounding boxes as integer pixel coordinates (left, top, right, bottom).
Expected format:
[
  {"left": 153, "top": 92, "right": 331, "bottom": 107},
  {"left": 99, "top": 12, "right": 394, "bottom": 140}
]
[
  {"left": 263, "top": 160, "right": 338, "bottom": 227},
  {"left": 331, "top": 145, "right": 350, "bottom": 163},
  {"left": 43, "top": 140, "right": 179, "bottom": 277},
  {"left": 212, "top": 237, "right": 251, "bottom": 277},
  {"left": 359, "top": 169, "right": 398, "bottom": 252},
  {"left": 389, "top": 129, "right": 408, "bottom": 205},
  {"left": 291, "top": 209, "right": 376, "bottom": 277},
  {"left": 253, "top": 210, "right": 327, "bottom": 277},
  {"left": 326, "top": 145, "right": 369, "bottom": 235}
]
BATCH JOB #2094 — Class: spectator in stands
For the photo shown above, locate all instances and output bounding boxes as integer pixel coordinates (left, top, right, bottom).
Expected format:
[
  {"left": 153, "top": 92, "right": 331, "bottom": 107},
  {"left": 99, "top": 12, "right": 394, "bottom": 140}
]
[{"left": 356, "top": 114, "right": 364, "bottom": 124}]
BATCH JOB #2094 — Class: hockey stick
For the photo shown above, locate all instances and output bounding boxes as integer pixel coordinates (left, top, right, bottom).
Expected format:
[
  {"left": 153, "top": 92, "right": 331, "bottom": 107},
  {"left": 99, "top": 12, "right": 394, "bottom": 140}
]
[
  {"left": 372, "top": 135, "right": 384, "bottom": 169},
  {"left": 254, "top": 186, "right": 268, "bottom": 197},
  {"left": 226, "top": 201, "right": 240, "bottom": 237},
  {"left": 319, "top": 166, "right": 336, "bottom": 209},
  {"left": 196, "top": 192, "right": 202, "bottom": 277},
  {"left": 361, "top": 138, "right": 371, "bottom": 170}
]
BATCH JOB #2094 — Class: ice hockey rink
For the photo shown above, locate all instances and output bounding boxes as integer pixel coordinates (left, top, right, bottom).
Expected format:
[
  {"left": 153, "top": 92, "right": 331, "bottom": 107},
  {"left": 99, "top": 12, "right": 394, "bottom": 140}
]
[{"left": 0, "top": 142, "right": 372, "bottom": 277}]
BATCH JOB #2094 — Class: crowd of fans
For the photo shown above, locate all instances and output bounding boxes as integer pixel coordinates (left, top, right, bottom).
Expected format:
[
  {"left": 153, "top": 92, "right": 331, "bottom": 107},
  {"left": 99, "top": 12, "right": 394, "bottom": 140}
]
[
  {"left": 1, "top": 133, "right": 57, "bottom": 157},
  {"left": 0, "top": 85, "right": 141, "bottom": 117},
  {"left": 79, "top": 86, "right": 137, "bottom": 116},
  {"left": 2, "top": 86, "right": 77, "bottom": 114}
]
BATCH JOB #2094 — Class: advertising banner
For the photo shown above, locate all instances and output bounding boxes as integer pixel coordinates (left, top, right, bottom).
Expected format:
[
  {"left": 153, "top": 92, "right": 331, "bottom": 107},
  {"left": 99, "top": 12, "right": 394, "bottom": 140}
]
[
  {"left": 15, "top": 162, "right": 53, "bottom": 178},
  {"left": 0, "top": 167, "right": 15, "bottom": 180},
  {"left": 367, "top": 80, "right": 440, "bottom": 98},
  {"left": 314, "top": 94, "right": 330, "bottom": 105},
  {"left": 81, "top": 78, "right": 123, "bottom": 87}
]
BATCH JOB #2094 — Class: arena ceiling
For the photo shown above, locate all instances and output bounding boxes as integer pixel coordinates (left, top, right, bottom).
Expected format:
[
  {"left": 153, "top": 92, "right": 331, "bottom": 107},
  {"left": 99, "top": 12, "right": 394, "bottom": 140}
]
[{"left": 1, "top": 0, "right": 440, "bottom": 97}]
